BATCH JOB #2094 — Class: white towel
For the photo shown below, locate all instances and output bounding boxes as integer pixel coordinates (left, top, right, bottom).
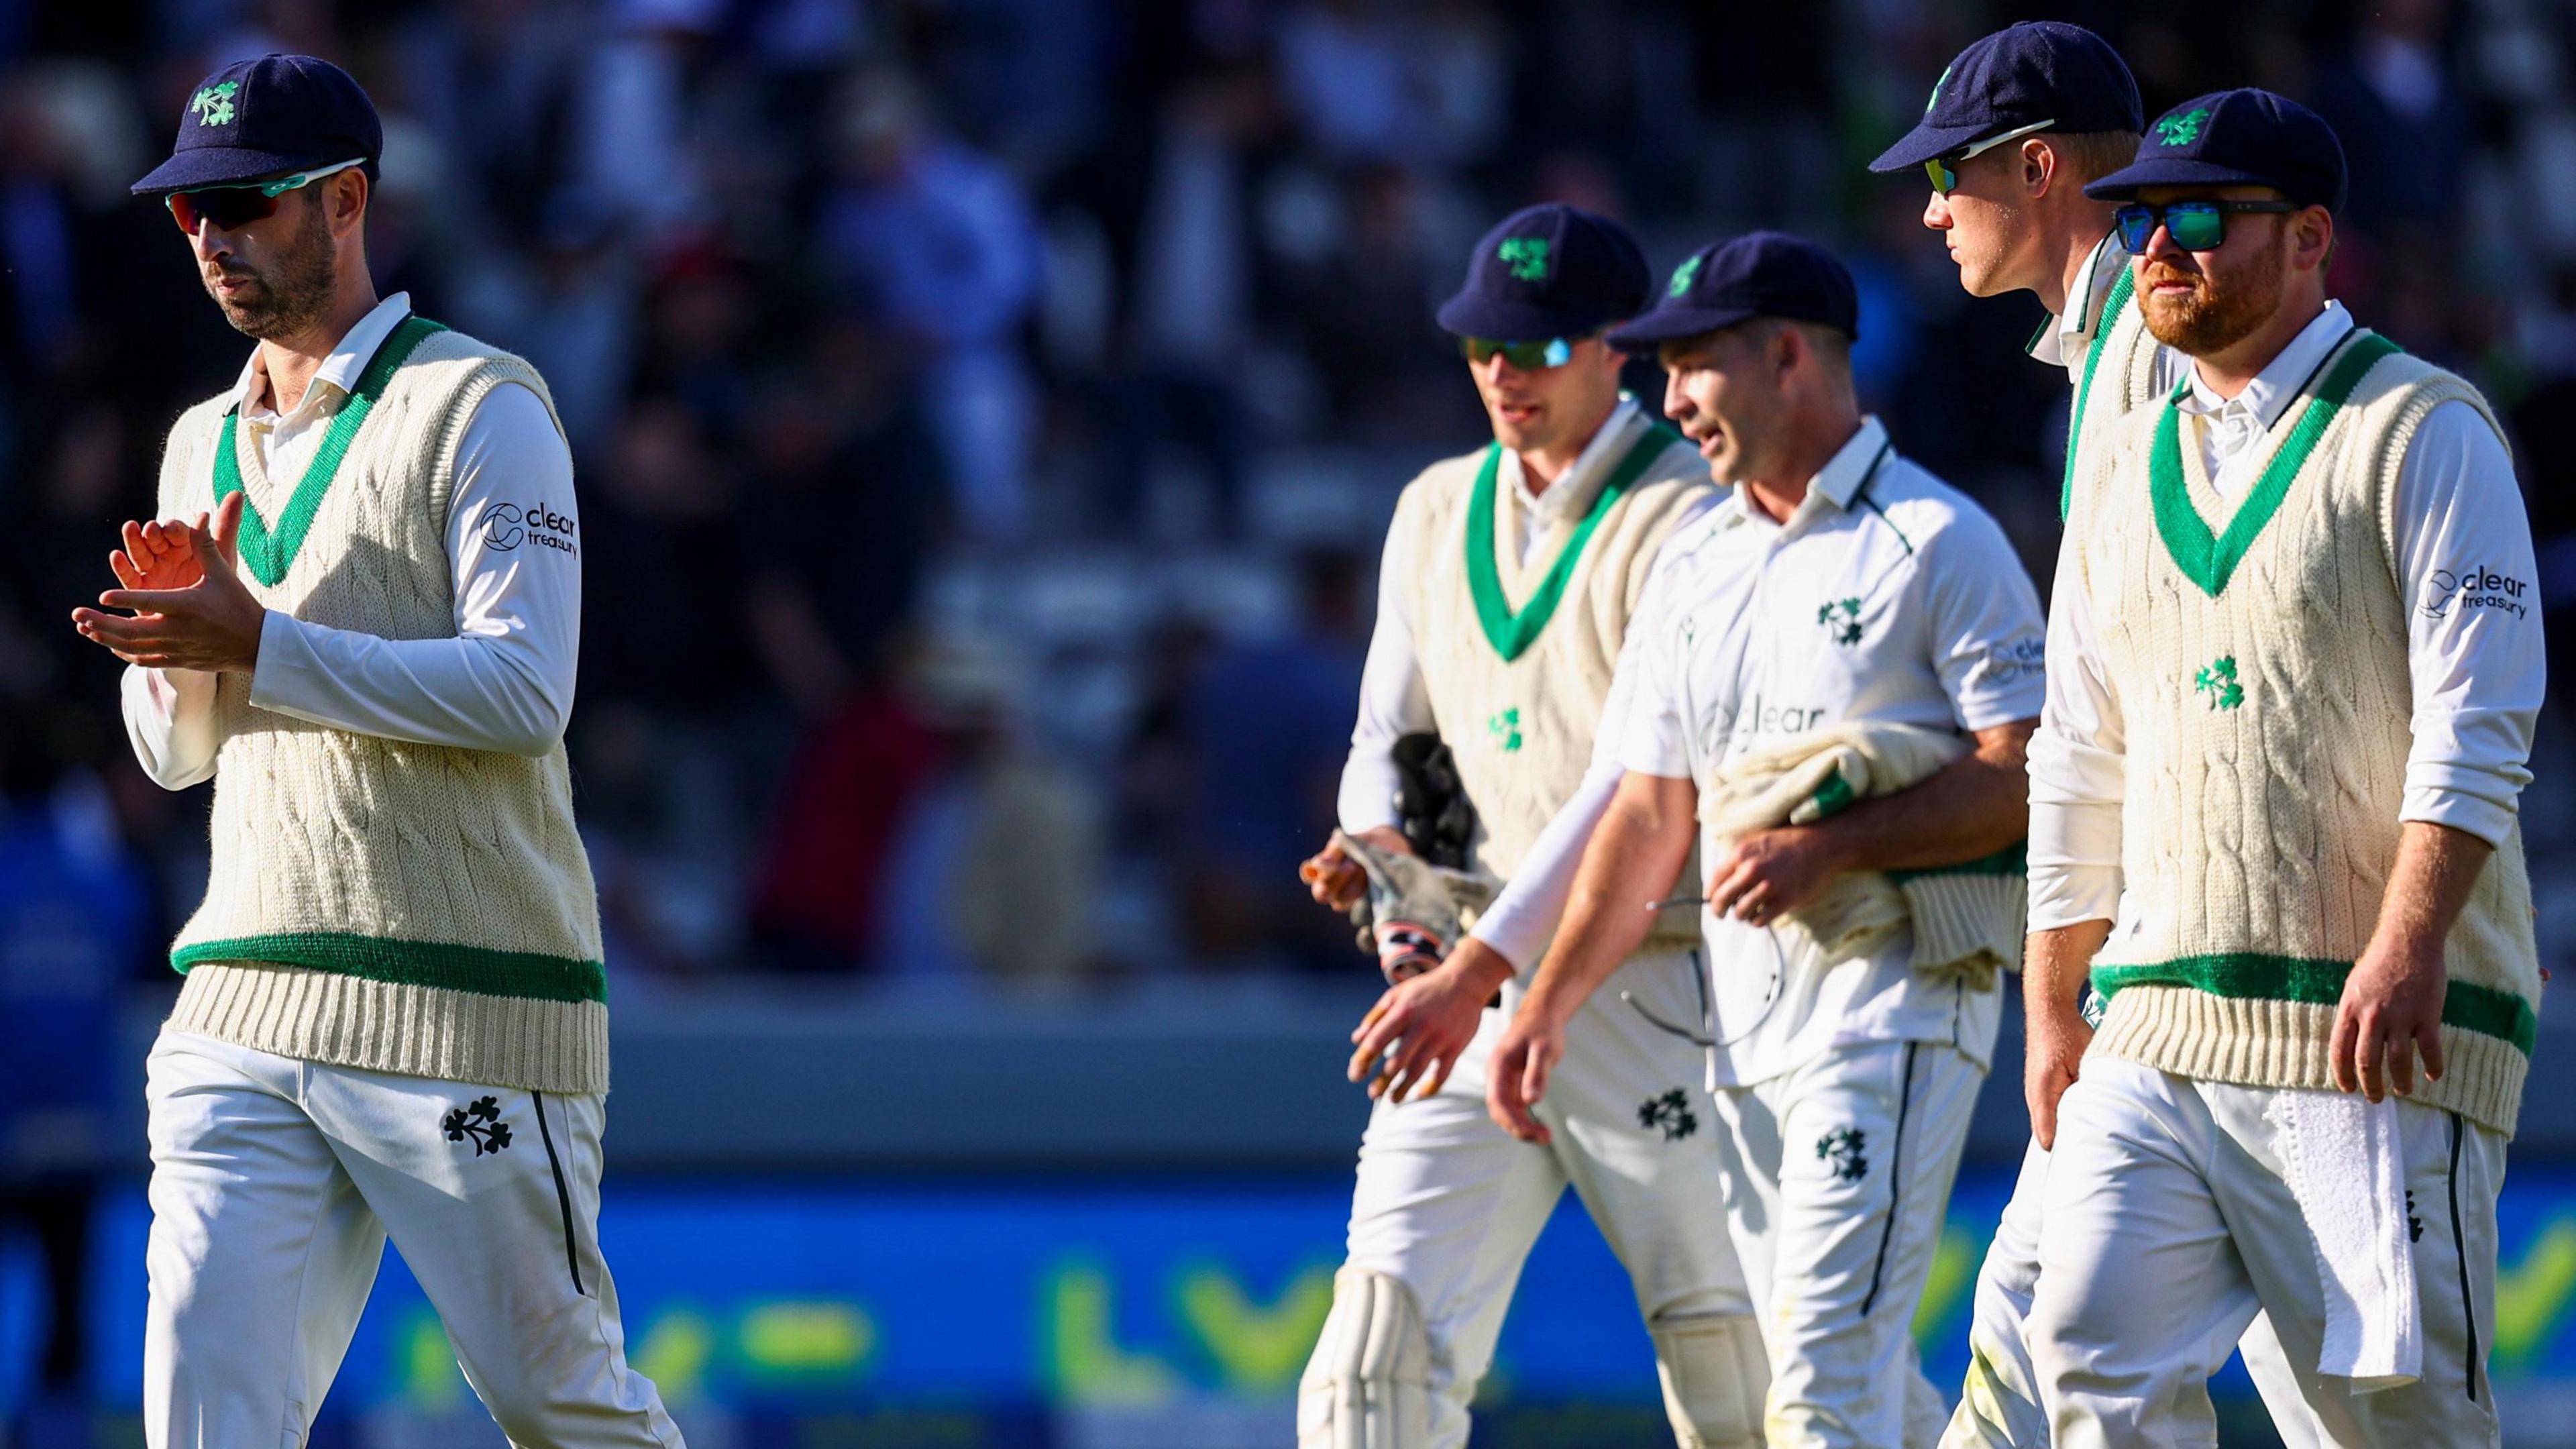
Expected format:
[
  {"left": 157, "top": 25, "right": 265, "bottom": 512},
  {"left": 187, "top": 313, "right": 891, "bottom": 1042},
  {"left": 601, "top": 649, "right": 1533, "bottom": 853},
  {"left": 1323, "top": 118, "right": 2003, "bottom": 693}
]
[{"left": 2265, "top": 1089, "right": 2420, "bottom": 1390}]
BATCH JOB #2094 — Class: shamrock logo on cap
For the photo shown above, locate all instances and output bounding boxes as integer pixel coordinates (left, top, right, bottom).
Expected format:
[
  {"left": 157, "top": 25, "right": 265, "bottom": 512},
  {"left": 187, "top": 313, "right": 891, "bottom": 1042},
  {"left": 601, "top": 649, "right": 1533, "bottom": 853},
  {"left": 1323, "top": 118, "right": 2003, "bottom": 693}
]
[
  {"left": 2155, "top": 107, "right": 2211, "bottom": 147},
  {"left": 1925, "top": 63, "right": 1952, "bottom": 115},
  {"left": 190, "top": 80, "right": 238, "bottom": 127},
  {"left": 1498, "top": 237, "right": 1550, "bottom": 281},
  {"left": 1667, "top": 254, "right": 1705, "bottom": 299}
]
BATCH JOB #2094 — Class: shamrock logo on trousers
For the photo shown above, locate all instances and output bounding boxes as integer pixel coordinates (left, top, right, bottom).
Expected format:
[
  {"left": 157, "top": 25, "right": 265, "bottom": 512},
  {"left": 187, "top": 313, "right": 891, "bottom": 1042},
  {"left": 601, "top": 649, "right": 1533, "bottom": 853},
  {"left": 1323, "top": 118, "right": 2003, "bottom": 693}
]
[{"left": 441, "top": 1095, "right": 514, "bottom": 1157}]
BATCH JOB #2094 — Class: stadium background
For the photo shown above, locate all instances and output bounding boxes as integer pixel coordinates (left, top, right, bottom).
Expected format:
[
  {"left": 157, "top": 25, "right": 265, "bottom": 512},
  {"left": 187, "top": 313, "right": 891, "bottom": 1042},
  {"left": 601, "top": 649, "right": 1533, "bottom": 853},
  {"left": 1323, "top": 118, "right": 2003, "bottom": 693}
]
[{"left": 3, "top": 0, "right": 2575, "bottom": 1444}]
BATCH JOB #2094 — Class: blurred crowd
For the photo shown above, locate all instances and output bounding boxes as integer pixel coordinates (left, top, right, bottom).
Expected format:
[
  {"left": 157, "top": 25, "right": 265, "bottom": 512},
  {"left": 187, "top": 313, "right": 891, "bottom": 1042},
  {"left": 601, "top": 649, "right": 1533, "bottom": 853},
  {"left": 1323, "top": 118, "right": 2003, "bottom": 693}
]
[{"left": 5, "top": 0, "right": 2576, "bottom": 1019}]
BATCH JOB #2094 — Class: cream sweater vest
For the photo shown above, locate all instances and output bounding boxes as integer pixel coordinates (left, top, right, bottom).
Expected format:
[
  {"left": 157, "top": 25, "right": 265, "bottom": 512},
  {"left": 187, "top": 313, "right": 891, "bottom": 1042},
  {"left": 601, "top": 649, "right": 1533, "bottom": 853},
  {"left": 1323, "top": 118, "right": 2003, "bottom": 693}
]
[
  {"left": 2060, "top": 260, "right": 2163, "bottom": 519},
  {"left": 1393, "top": 407, "right": 1714, "bottom": 950},
  {"left": 2066, "top": 329, "right": 2538, "bottom": 1135},
  {"left": 157, "top": 317, "right": 610, "bottom": 1095}
]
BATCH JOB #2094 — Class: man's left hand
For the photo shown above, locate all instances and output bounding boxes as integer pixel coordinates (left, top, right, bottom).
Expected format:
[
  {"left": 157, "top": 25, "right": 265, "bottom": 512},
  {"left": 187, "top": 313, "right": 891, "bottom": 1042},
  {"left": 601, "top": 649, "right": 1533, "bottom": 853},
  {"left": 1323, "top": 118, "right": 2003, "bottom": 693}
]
[
  {"left": 2332, "top": 934, "right": 2448, "bottom": 1102},
  {"left": 1703, "top": 824, "right": 1845, "bottom": 926},
  {"left": 72, "top": 492, "right": 266, "bottom": 674}
]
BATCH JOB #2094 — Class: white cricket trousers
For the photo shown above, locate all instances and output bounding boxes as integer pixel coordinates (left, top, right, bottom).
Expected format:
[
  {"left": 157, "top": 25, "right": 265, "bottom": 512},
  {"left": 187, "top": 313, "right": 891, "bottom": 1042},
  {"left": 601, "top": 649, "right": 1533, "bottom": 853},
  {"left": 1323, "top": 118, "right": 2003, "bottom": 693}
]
[
  {"left": 1336, "top": 949, "right": 1756, "bottom": 1449},
  {"left": 1709, "top": 1038, "right": 1979, "bottom": 1449},
  {"left": 2029, "top": 1055, "right": 2504, "bottom": 1448},
  {"left": 144, "top": 1028, "right": 686, "bottom": 1449},
  {"left": 1942, "top": 1136, "right": 2326, "bottom": 1449}
]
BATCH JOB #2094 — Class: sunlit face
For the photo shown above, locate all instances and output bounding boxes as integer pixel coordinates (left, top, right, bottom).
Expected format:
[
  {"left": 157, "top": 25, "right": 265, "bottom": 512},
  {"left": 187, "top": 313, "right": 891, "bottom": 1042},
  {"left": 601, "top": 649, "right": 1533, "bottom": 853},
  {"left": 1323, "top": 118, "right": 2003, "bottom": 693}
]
[
  {"left": 1656, "top": 325, "right": 1793, "bottom": 486},
  {"left": 1466, "top": 335, "right": 1626, "bottom": 455},
  {"left": 180, "top": 180, "right": 341, "bottom": 340},
  {"left": 2131, "top": 184, "right": 2306, "bottom": 356},
  {"left": 1921, "top": 146, "right": 2031, "bottom": 298}
]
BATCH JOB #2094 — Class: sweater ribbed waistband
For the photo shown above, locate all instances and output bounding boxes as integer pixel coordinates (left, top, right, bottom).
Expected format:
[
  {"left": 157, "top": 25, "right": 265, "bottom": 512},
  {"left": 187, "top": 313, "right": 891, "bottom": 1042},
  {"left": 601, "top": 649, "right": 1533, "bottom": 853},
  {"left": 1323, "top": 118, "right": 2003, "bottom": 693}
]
[
  {"left": 169, "top": 962, "right": 609, "bottom": 1095},
  {"left": 2088, "top": 984, "right": 2524, "bottom": 1138}
]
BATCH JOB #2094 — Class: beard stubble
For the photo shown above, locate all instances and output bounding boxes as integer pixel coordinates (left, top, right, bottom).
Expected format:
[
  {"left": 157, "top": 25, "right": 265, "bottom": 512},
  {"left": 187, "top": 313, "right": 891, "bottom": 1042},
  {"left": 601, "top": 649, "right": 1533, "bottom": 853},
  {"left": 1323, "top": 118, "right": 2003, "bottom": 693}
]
[
  {"left": 205, "top": 197, "right": 337, "bottom": 341},
  {"left": 2137, "top": 224, "right": 2288, "bottom": 357}
]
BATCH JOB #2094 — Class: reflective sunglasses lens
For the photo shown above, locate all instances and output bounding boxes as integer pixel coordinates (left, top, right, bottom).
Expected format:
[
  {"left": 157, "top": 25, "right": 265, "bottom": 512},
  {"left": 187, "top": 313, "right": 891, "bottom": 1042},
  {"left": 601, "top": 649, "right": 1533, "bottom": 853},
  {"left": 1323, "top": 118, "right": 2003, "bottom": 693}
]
[
  {"left": 2113, "top": 206, "right": 2155, "bottom": 253},
  {"left": 168, "top": 185, "right": 282, "bottom": 233},
  {"left": 1464, "top": 338, "right": 1567, "bottom": 369},
  {"left": 2167, "top": 203, "right": 2225, "bottom": 251},
  {"left": 1925, "top": 158, "right": 1957, "bottom": 195}
]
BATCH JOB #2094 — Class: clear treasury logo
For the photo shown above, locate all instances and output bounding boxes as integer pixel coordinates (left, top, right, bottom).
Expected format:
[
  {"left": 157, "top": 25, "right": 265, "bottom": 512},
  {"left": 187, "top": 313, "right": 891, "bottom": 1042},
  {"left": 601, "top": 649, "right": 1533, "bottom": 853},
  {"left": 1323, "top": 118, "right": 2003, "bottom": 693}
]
[
  {"left": 481, "top": 500, "right": 579, "bottom": 555},
  {"left": 2421, "top": 564, "right": 2530, "bottom": 621}
]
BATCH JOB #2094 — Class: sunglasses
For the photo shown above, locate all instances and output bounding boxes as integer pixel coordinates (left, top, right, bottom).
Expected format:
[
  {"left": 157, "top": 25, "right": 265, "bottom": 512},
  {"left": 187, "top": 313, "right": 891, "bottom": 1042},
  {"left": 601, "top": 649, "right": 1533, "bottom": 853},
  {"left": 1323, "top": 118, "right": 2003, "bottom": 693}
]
[
  {"left": 2112, "top": 199, "right": 2302, "bottom": 253},
  {"left": 165, "top": 157, "right": 366, "bottom": 233},
  {"left": 1461, "top": 335, "right": 1579, "bottom": 369},
  {"left": 1924, "top": 117, "right": 2057, "bottom": 196}
]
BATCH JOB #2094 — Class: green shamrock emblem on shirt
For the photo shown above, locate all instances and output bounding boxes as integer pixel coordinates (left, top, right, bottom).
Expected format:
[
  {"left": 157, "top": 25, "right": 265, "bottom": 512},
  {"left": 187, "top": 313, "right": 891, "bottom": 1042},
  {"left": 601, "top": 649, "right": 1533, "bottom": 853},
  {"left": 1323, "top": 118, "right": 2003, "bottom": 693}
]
[
  {"left": 1817, "top": 597, "right": 1864, "bottom": 645},
  {"left": 1487, "top": 707, "right": 1523, "bottom": 753},
  {"left": 1498, "top": 237, "right": 1550, "bottom": 281},
  {"left": 2155, "top": 107, "right": 2212, "bottom": 147},
  {"left": 2194, "top": 655, "right": 2245, "bottom": 710},
  {"left": 191, "top": 81, "right": 238, "bottom": 127}
]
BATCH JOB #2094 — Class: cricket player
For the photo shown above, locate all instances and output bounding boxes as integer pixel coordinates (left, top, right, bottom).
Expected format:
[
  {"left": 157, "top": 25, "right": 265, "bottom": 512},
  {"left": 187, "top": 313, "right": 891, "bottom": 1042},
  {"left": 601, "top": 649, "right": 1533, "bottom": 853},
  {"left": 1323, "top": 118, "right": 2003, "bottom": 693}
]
[
  {"left": 1868, "top": 25, "right": 2324, "bottom": 1448},
  {"left": 2025, "top": 91, "right": 2542, "bottom": 1446},
  {"left": 1297, "top": 204, "right": 1767, "bottom": 1449},
  {"left": 1483, "top": 231, "right": 2047, "bottom": 1449},
  {"left": 71, "top": 56, "right": 684, "bottom": 1447}
]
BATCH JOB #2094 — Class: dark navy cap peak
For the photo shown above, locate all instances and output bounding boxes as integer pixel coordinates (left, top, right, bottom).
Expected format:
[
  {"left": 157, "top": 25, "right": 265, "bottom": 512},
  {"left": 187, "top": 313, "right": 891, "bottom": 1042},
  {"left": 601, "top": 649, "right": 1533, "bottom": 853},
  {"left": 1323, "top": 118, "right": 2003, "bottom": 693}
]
[
  {"left": 1607, "top": 231, "right": 1858, "bottom": 352},
  {"left": 1436, "top": 203, "right": 1652, "bottom": 342},
  {"left": 1869, "top": 21, "right": 2143, "bottom": 174},
  {"left": 2084, "top": 89, "right": 2348, "bottom": 213},
  {"left": 132, "top": 54, "right": 382, "bottom": 196}
]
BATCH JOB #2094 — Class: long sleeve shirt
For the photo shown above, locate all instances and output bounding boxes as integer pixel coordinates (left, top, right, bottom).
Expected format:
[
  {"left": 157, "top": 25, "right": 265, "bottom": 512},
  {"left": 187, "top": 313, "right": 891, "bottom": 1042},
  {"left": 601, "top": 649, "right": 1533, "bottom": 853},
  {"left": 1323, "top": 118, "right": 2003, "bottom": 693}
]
[
  {"left": 121, "top": 292, "right": 582, "bottom": 789},
  {"left": 2025, "top": 303, "right": 2544, "bottom": 930}
]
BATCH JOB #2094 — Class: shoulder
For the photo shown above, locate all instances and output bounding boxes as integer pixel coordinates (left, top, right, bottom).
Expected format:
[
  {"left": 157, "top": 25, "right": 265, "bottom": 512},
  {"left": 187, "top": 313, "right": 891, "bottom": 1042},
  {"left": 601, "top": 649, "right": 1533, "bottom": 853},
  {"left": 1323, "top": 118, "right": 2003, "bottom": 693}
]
[
  {"left": 1390, "top": 445, "right": 1491, "bottom": 526},
  {"left": 1854, "top": 457, "right": 2005, "bottom": 549}
]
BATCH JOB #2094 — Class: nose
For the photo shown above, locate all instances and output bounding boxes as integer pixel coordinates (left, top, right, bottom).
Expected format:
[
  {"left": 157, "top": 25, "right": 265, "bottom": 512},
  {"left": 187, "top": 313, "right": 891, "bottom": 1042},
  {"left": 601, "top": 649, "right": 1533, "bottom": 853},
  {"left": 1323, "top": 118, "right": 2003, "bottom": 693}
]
[
  {"left": 1923, "top": 191, "right": 1951, "bottom": 231},
  {"left": 1661, "top": 368, "right": 1691, "bottom": 423},
  {"left": 2142, "top": 222, "right": 2187, "bottom": 262}
]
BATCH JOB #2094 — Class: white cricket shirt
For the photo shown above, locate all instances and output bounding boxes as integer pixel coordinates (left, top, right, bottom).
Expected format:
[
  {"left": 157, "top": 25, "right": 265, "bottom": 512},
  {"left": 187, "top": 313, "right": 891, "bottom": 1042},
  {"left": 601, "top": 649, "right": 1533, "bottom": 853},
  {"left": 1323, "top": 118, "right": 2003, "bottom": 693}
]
[{"left": 1483, "top": 417, "right": 2046, "bottom": 1085}]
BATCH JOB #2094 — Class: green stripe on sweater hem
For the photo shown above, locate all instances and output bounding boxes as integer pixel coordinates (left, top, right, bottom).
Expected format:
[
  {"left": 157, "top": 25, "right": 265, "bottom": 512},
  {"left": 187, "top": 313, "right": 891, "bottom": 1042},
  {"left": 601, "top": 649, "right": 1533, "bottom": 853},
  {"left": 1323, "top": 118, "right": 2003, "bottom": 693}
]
[
  {"left": 172, "top": 933, "right": 607, "bottom": 1004},
  {"left": 2090, "top": 953, "right": 2533, "bottom": 1055}
]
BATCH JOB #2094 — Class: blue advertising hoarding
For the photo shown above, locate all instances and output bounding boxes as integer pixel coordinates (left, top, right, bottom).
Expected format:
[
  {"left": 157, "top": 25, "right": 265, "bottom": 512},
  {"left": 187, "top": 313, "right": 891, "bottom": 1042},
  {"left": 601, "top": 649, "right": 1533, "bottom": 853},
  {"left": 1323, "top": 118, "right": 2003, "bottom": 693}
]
[{"left": 9, "top": 1166, "right": 2576, "bottom": 1442}]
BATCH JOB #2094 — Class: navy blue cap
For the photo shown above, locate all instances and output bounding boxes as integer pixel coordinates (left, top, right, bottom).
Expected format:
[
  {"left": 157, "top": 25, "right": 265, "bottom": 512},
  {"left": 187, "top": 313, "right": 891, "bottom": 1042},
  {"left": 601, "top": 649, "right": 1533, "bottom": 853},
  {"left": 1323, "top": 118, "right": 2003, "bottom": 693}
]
[
  {"left": 1606, "top": 231, "right": 1858, "bottom": 352},
  {"left": 2084, "top": 89, "right": 2348, "bottom": 213},
  {"left": 131, "top": 54, "right": 382, "bottom": 196},
  {"left": 1868, "top": 21, "right": 2143, "bottom": 174},
  {"left": 1434, "top": 204, "right": 1652, "bottom": 341}
]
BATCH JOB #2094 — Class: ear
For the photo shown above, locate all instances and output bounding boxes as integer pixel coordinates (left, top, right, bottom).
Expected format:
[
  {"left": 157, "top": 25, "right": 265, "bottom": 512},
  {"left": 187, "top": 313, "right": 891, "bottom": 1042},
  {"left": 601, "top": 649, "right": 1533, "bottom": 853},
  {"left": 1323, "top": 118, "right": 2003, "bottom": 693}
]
[
  {"left": 330, "top": 168, "right": 370, "bottom": 238},
  {"left": 2023, "top": 138, "right": 2056, "bottom": 199},
  {"left": 2292, "top": 205, "right": 2334, "bottom": 276}
]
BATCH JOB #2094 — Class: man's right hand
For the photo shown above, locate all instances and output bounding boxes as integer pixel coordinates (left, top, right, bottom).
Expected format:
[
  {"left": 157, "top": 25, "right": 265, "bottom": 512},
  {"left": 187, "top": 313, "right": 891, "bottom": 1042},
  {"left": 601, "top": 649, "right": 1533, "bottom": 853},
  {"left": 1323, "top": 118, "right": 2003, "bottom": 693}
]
[
  {"left": 1347, "top": 937, "right": 1515, "bottom": 1102},
  {"left": 111, "top": 511, "right": 225, "bottom": 594},
  {"left": 2025, "top": 1007, "right": 2092, "bottom": 1152},
  {"left": 1298, "top": 826, "right": 1412, "bottom": 910}
]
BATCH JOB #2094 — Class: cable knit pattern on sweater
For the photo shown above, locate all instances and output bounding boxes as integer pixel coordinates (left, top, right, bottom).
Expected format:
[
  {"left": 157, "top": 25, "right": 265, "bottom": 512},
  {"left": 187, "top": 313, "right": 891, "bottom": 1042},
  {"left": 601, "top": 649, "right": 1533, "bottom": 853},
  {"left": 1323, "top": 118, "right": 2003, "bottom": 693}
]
[
  {"left": 2065, "top": 330, "right": 2538, "bottom": 1136},
  {"left": 1392, "top": 408, "right": 1714, "bottom": 950},
  {"left": 154, "top": 321, "right": 609, "bottom": 1095}
]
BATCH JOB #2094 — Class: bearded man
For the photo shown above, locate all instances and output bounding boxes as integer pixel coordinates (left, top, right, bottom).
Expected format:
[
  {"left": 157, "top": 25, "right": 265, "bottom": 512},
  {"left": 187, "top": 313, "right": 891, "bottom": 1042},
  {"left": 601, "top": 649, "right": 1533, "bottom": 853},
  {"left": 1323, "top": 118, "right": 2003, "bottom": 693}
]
[
  {"left": 2024, "top": 89, "right": 2544, "bottom": 1446},
  {"left": 72, "top": 54, "right": 685, "bottom": 1448}
]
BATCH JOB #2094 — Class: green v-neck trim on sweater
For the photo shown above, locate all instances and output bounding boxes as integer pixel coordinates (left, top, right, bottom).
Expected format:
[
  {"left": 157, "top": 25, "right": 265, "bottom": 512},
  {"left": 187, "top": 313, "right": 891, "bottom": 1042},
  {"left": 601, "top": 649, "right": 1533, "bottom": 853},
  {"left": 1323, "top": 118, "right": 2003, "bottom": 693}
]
[
  {"left": 1465, "top": 421, "right": 1684, "bottom": 661},
  {"left": 2147, "top": 330, "right": 2401, "bottom": 598},
  {"left": 213, "top": 314, "right": 449, "bottom": 587}
]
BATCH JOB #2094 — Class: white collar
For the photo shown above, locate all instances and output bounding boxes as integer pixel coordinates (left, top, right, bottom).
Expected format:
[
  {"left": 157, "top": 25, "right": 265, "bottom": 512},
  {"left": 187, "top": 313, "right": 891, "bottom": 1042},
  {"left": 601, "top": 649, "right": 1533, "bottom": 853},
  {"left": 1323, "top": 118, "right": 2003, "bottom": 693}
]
[
  {"left": 2029, "top": 230, "right": 2129, "bottom": 370},
  {"left": 2180, "top": 301, "right": 2353, "bottom": 429},
  {"left": 1725, "top": 415, "right": 1890, "bottom": 526},
  {"left": 233, "top": 292, "right": 416, "bottom": 423},
  {"left": 1502, "top": 394, "right": 1644, "bottom": 517}
]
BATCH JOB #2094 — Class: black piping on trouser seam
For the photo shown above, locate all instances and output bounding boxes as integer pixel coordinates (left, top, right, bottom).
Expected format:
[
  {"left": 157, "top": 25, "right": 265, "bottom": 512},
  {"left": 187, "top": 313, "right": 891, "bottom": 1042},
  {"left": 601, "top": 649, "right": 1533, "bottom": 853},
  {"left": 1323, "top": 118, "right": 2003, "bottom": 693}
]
[
  {"left": 533, "top": 1092, "right": 588, "bottom": 1297},
  {"left": 2448, "top": 1111, "right": 2477, "bottom": 1402},
  {"left": 1860, "top": 1042, "right": 1919, "bottom": 1318}
]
